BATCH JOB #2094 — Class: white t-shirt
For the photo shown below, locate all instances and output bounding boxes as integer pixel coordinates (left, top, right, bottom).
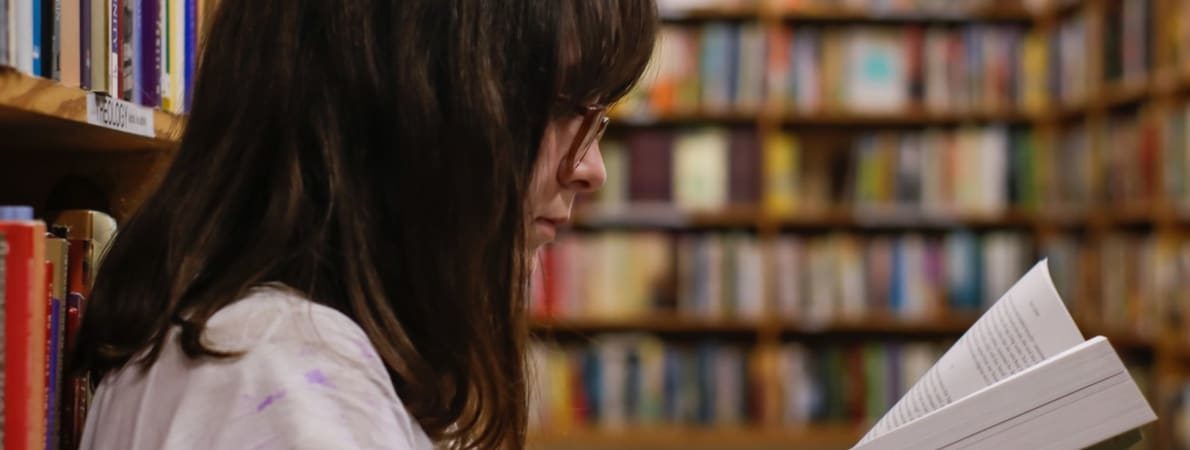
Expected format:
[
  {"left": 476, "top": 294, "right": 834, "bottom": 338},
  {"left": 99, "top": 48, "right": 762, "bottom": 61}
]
[{"left": 81, "top": 285, "right": 434, "bottom": 450}]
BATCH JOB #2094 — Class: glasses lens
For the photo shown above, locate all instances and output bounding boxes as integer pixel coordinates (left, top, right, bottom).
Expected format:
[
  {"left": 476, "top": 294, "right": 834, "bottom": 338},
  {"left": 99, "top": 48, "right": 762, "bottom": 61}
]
[{"left": 572, "top": 112, "right": 609, "bottom": 168}]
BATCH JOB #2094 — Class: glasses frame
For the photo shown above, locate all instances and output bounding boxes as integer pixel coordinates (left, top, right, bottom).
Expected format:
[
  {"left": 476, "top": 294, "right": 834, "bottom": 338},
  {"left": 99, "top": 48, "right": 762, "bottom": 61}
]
[{"left": 558, "top": 97, "right": 610, "bottom": 169}]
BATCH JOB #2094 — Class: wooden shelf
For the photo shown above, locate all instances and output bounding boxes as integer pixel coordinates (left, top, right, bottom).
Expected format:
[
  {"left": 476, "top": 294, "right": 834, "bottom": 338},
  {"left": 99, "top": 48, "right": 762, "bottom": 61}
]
[
  {"left": 782, "top": 110, "right": 1033, "bottom": 127},
  {"left": 775, "top": 209, "right": 1042, "bottom": 230},
  {"left": 528, "top": 424, "right": 862, "bottom": 449},
  {"left": 569, "top": 206, "right": 1190, "bottom": 231},
  {"left": 660, "top": 9, "right": 760, "bottom": 22},
  {"left": 0, "top": 67, "right": 181, "bottom": 152},
  {"left": 784, "top": 316, "right": 977, "bottom": 337},
  {"left": 610, "top": 112, "right": 759, "bottom": 127},
  {"left": 572, "top": 206, "right": 760, "bottom": 229},
  {"left": 1036, "top": 0, "right": 1087, "bottom": 22},
  {"left": 532, "top": 317, "right": 761, "bottom": 335},
  {"left": 530, "top": 316, "right": 977, "bottom": 337},
  {"left": 610, "top": 109, "right": 1035, "bottom": 128},
  {"left": 775, "top": 7, "right": 1033, "bottom": 24},
  {"left": 1103, "top": 80, "right": 1151, "bottom": 109}
]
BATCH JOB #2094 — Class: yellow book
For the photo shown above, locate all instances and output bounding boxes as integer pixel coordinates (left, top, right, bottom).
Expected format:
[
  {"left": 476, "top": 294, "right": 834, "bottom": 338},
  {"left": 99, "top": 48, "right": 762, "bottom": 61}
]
[
  {"left": 1022, "top": 31, "right": 1049, "bottom": 114},
  {"left": 763, "top": 132, "right": 799, "bottom": 218},
  {"left": 165, "top": 0, "right": 185, "bottom": 113}
]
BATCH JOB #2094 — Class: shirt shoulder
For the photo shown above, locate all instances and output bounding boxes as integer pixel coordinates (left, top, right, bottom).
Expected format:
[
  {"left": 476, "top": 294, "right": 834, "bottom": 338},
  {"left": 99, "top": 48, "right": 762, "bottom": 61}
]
[{"left": 83, "top": 285, "right": 434, "bottom": 450}]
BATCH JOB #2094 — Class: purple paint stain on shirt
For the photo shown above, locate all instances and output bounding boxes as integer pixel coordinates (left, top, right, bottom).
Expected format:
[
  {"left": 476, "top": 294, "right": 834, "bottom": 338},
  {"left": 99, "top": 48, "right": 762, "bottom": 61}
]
[
  {"left": 305, "top": 369, "right": 333, "bottom": 388},
  {"left": 256, "top": 389, "right": 287, "bottom": 412},
  {"left": 352, "top": 337, "right": 379, "bottom": 361}
]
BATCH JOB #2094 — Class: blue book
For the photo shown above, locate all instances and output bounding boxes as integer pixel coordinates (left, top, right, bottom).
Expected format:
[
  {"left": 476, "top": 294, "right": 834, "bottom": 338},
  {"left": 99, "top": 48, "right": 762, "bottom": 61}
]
[
  {"left": 581, "top": 348, "right": 601, "bottom": 420},
  {"left": 889, "top": 240, "right": 905, "bottom": 313},
  {"left": 183, "top": 0, "right": 195, "bottom": 111},
  {"left": 33, "top": 0, "right": 43, "bottom": 75},
  {"left": 695, "top": 343, "right": 715, "bottom": 425},
  {"left": 45, "top": 296, "right": 63, "bottom": 450}
]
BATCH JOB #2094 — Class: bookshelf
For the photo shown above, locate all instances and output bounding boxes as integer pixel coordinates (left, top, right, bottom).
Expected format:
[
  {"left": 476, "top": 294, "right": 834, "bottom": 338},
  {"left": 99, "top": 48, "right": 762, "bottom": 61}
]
[
  {"left": 0, "top": 68, "right": 181, "bottom": 151},
  {"left": 528, "top": 424, "right": 863, "bottom": 450},
  {"left": 2, "top": 0, "right": 1189, "bottom": 448}
]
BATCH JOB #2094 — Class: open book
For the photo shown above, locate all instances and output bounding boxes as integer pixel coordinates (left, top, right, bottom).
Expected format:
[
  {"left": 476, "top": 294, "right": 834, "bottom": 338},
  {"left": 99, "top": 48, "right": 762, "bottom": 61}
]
[{"left": 853, "top": 260, "right": 1157, "bottom": 450}]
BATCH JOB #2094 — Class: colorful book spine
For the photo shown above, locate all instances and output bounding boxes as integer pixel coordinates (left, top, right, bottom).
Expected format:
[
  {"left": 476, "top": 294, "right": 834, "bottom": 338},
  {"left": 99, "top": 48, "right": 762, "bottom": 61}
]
[
  {"left": 44, "top": 232, "right": 68, "bottom": 450},
  {"left": 140, "top": 0, "right": 158, "bottom": 106},
  {"left": 109, "top": 0, "right": 119, "bottom": 95},
  {"left": 182, "top": 0, "right": 194, "bottom": 111},
  {"left": 62, "top": 0, "right": 80, "bottom": 87},
  {"left": 81, "top": 0, "right": 91, "bottom": 89},
  {"left": 32, "top": 0, "right": 42, "bottom": 75},
  {"left": 119, "top": 0, "right": 131, "bottom": 100},
  {"left": 0, "top": 233, "right": 6, "bottom": 443},
  {"left": 49, "top": 0, "right": 60, "bottom": 79},
  {"left": 128, "top": 0, "right": 139, "bottom": 102},
  {"left": 90, "top": 0, "right": 106, "bottom": 92},
  {"left": 0, "top": 206, "right": 48, "bottom": 450}
]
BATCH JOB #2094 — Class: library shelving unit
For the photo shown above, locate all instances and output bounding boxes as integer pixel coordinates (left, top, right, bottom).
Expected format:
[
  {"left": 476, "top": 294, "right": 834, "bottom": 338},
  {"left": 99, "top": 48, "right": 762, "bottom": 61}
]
[
  {"left": 3, "top": 1, "right": 1189, "bottom": 450},
  {"left": 534, "top": 0, "right": 1190, "bottom": 449},
  {"left": 0, "top": 67, "right": 180, "bottom": 221}
]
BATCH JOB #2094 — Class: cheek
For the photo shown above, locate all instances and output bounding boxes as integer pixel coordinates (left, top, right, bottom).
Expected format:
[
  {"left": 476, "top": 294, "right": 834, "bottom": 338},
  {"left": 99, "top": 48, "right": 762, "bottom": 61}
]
[{"left": 528, "top": 127, "right": 563, "bottom": 209}]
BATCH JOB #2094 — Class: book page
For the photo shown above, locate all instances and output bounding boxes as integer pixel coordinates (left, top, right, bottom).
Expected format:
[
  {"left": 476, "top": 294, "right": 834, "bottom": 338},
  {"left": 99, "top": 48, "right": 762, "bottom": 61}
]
[{"left": 858, "top": 260, "right": 1083, "bottom": 444}]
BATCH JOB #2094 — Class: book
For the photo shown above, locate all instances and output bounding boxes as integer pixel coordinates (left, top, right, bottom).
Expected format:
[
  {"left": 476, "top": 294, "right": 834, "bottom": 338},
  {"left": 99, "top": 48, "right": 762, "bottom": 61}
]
[
  {"left": 139, "top": 0, "right": 157, "bottom": 106},
  {"left": 61, "top": 0, "right": 78, "bottom": 86},
  {"left": 182, "top": 0, "right": 192, "bottom": 111},
  {"left": 32, "top": 0, "right": 41, "bottom": 76},
  {"left": 90, "top": 0, "right": 106, "bottom": 92},
  {"left": 0, "top": 206, "right": 48, "bottom": 450},
  {"left": 0, "top": 232, "right": 6, "bottom": 445},
  {"left": 853, "top": 260, "right": 1157, "bottom": 450},
  {"left": 43, "top": 231, "right": 67, "bottom": 450},
  {"left": 52, "top": 209, "right": 116, "bottom": 450},
  {"left": 109, "top": 0, "right": 118, "bottom": 94}
]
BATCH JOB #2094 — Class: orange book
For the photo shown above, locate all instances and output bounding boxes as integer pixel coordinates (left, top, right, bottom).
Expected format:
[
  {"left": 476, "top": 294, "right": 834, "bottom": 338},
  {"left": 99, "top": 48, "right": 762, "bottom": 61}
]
[{"left": 0, "top": 207, "right": 48, "bottom": 450}]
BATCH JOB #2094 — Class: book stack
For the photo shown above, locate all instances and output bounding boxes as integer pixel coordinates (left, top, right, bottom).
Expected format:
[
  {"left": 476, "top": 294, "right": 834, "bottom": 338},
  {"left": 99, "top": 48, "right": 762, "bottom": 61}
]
[
  {"left": 614, "top": 23, "right": 766, "bottom": 121},
  {"left": 528, "top": 337, "right": 953, "bottom": 432},
  {"left": 529, "top": 337, "right": 756, "bottom": 430},
  {"left": 1095, "top": 233, "right": 1190, "bottom": 339},
  {"left": 0, "top": 206, "right": 116, "bottom": 450},
  {"left": 756, "top": 342, "right": 946, "bottom": 426},
  {"left": 1052, "top": 9, "right": 1090, "bottom": 106},
  {"left": 0, "top": 0, "right": 206, "bottom": 112},
  {"left": 770, "top": 232, "right": 1031, "bottom": 324},
  {"left": 586, "top": 129, "right": 761, "bottom": 215},
  {"left": 1162, "top": 0, "right": 1190, "bottom": 71},
  {"left": 1102, "top": 110, "right": 1160, "bottom": 207},
  {"left": 1162, "top": 102, "right": 1190, "bottom": 212},
  {"left": 765, "top": 25, "right": 1032, "bottom": 115},
  {"left": 532, "top": 232, "right": 764, "bottom": 322},
  {"left": 1102, "top": 0, "right": 1152, "bottom": 87},
  {"left": 846, "top": 126, "right": 1033, "bottom": 217}
]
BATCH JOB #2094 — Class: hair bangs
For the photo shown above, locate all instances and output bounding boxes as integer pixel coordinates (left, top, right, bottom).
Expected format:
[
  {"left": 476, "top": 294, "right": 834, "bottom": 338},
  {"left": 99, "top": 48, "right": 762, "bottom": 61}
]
[{"left": 558, "top": 0, "right": 659, "bottom": 107}]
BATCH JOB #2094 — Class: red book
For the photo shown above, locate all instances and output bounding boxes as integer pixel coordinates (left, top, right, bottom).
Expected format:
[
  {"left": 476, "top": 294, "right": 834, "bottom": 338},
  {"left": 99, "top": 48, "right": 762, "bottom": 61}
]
[{"left": 0, "top": 219, "right": 48, "bottom": 450}]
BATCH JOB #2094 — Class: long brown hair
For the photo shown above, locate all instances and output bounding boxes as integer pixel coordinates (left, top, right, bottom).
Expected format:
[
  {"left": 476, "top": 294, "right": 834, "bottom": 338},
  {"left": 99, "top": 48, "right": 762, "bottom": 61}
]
[{"left": 72, "top": 1, "right": 657, "bottom": 448}]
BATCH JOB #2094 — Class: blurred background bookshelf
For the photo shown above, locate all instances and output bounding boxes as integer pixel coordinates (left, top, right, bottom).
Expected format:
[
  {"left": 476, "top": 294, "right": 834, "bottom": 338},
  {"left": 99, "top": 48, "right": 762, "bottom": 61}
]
[
  {"left": 530, "top": 0, "right": 1190, "bottom": 448},
  {"left": 6, "top": 0, "right": 1190, "bottom": 449}
]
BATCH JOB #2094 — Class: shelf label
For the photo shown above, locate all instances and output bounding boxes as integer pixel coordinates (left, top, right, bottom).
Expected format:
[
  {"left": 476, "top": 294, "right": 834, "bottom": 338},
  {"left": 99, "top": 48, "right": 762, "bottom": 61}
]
[{"left": 86, "top": 93, "right": 155, "bottom": 138}]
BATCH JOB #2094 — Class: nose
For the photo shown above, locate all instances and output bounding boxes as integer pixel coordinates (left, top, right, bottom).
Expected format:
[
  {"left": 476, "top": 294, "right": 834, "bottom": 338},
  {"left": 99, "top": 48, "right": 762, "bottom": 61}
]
[{"left": 562, "top": 142, "right": 607, "bottom": 193}]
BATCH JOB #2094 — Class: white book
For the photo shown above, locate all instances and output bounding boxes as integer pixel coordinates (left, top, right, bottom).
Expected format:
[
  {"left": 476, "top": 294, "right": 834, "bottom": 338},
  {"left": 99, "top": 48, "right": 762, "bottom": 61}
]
[
  {"left": 846, "top": 29, "right": 906, "bottom": 113},
  {"left": 853, "top": 260, "right": 1157, "bottom": 450}
]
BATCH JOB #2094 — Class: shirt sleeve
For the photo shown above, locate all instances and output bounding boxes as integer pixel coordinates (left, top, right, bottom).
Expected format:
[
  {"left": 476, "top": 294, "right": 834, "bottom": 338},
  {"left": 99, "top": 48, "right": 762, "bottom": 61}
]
[{"left": 167, "top": 307, "right": 433, "bottom": 450}]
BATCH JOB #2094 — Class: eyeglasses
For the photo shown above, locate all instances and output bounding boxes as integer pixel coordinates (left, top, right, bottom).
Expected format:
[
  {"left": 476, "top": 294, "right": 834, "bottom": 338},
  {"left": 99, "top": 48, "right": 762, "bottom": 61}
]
[{"left": 558, "top": 98, "right": 609, "bottom": 169}]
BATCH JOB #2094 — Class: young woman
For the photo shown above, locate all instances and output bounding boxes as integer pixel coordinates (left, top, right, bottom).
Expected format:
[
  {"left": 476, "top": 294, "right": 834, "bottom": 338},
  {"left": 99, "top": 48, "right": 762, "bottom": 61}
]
[{"left": 72, "top": 1, "right": 658, "bottom": 448}]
